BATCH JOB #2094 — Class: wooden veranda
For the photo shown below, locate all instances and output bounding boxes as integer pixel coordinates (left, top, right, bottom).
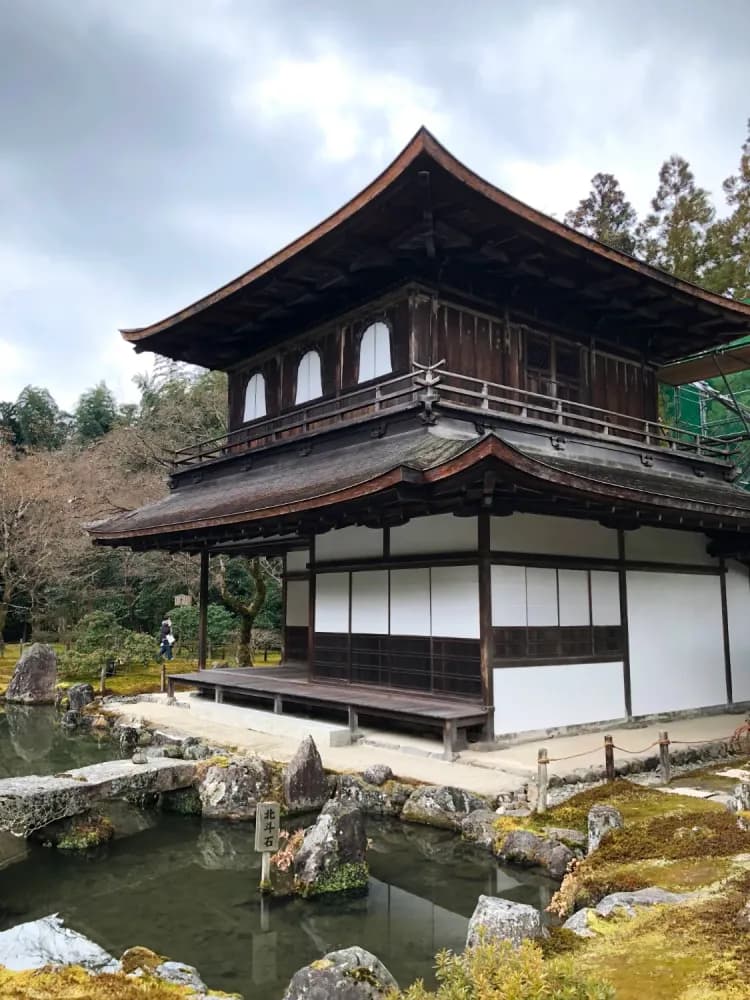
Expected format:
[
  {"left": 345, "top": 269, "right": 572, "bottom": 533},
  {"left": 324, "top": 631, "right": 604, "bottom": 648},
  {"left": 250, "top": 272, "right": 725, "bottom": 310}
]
[{"left": 167, "top": 663, "right": 489, "bottom": 758}]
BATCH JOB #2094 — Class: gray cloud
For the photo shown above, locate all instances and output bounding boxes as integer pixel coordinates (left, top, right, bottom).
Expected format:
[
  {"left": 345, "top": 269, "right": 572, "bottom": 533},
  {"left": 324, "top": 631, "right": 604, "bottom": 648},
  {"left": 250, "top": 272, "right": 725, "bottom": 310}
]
[{"left": 0, "top": 0, "right": 748, "bottom": 408}]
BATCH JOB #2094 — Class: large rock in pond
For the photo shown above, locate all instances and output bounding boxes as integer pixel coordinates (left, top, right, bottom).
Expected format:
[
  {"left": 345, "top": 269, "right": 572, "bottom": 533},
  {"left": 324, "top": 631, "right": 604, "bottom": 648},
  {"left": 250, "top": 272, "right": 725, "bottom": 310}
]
[
  {"left": 4, "top": 644, "right": 57, "bottom": 704},
  {"left": 402, "top": 784, "right": 487, "bottom": 830},
  {"left": 587, "top": 804, "right": 624, "bottom": 854},
  {"left": 466, "top": 895, "right": 544, "bottom": 949},
  {"left": 66, "top": 683, "right": 95, "bottom": 713},
  {"left": 496, "top": 829, "right": 575, "bottom": 879},
  {"left": 336, "top": 773, "right": 412, "bottom": 817},
  {"left": 461, "top": 809, "right": 499, "bottom": 851},
  {"left": 293, "top": 800, "right": 369, "bottom": 897},
  {"left": 0, "top": 914, "right": 118, "bottom": 972},
  {"left": 283, "top": 735, "right": 329, "bottom": 813},
  {"left": 197, "top": 755, "right": 271, "bottom": 820},
  {"left": 282, "top": 946, "right": 397, "bottom": 1000}
]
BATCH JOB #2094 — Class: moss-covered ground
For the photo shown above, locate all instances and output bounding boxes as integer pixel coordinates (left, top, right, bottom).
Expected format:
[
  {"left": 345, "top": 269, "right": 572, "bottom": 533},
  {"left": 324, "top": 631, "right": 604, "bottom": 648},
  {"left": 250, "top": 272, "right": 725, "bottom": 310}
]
[
  {"left": 0, "top": 642, "right": 281, "bottom": 697},
  {"left": 0, "top": 964, "right": 241, "bottom": 999}
]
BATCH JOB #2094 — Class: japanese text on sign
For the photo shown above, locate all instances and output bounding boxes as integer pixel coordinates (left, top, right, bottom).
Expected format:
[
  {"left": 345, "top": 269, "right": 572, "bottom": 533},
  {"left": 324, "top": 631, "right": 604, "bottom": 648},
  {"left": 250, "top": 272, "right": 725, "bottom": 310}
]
[{"left": 254, "top": 801, "right": 280, "bottom": 853}]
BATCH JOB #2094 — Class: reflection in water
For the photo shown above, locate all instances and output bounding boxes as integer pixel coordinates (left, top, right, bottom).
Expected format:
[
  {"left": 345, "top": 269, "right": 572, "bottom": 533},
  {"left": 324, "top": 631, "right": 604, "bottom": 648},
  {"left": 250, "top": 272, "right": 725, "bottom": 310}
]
[
  {"left": 0, "top": 814, "right": 556, "bottom": 999},
  {"left": 0, "top": 706, "right": 113, "bottom": 777}
]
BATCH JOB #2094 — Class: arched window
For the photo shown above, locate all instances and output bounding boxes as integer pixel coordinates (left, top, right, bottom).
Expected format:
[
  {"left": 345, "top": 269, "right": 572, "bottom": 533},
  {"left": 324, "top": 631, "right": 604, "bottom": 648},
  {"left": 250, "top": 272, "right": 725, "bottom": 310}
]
[
  {"left": 295, "top": 350, "right": 323, "bottom": 404},
  {"left": 243, "top": 372, "right": 266, "bottom": 422},
  {"left": 358, "top": 322, "right": 392, "bottom": 383}
]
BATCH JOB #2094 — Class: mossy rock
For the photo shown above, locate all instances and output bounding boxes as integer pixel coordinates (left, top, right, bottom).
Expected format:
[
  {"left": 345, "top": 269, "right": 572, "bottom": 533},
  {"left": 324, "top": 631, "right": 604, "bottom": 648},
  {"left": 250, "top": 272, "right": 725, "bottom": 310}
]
[
  {"left": 298, "top": 860, "right": 369, "bottom": 898},
  {"left": 120, "top": 946, "right": 163, "bottom": 975},
  {"left": 160, "top": 787, "right": 203, "bottom": 816},
  {"left": 34, "top": 812, "right": 115, "bottom": 851}
]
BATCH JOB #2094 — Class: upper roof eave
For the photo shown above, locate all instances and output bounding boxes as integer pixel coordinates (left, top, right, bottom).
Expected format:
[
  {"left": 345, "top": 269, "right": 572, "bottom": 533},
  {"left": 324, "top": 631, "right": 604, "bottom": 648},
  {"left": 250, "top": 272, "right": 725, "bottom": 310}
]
[{"left": 120, "top": 127, "right": 750, "bottom": 348}]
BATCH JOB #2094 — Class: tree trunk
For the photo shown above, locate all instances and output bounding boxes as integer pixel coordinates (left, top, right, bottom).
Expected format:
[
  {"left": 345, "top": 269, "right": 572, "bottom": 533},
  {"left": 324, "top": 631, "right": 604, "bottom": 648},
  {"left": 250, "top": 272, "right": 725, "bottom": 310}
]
[{"left": 217, "top": 557, "right": 267, "bottom": 668}]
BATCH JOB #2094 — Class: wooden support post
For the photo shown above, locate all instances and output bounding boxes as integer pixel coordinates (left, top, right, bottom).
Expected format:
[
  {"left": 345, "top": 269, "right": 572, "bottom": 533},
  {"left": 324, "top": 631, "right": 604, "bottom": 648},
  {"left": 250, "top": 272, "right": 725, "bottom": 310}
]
[
  {"left": 659, "top": 731, "right": 671, "bottom": 785},
  {"left": 167, "top": 677, "right": 175, "bottom": 698},
  {"left": 99, "top": 662, "right": 107, "bottom": 695},
  {"left": 604, "top": 734, "right": 615, "bottom": 782},
  {"left": 273, "top": 695, "right": 283, "bottom": 715},
  {"left": 443, "top": 719, "right": 457, "bottom": 761},
  {"left": 536, "top": 748, "right": 549, "bottom": 815},
  {"left": 348, "top": 706, "right": 358, "bottom": 736},
  {"left": 215, "top": 687, "right": 224, "bottom": 704},
  {"left": 477, "top": 513, "right": 495, "bottom": 742},
  {"left": 198, "top": 549, "right": 209, "bottom": 671},
  {"left": 160, "top": 662, "right": 167, "bottom": 694}
]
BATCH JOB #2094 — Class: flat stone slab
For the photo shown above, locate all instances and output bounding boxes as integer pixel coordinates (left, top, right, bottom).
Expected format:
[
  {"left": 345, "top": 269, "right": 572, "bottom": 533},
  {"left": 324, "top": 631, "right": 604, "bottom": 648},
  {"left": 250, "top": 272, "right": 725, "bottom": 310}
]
[
  {"left": 717, "top": 768, "right": 750, "bottom": 781},
  {"left": 655, "top": 786, "right": 718, "bottom": 799},
  {"left": 0, "top": 757, "right": 197, "bottom": 837}
]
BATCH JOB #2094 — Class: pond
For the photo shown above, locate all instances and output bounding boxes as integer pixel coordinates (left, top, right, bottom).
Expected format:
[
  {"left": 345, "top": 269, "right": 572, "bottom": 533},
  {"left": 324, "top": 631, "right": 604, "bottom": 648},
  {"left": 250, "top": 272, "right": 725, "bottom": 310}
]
[
  {"left": 0, "top": 708, "right": 556, "bottom": 998},
  {"left": 0, "top": 704, "right": 115, "bottom": 779}
]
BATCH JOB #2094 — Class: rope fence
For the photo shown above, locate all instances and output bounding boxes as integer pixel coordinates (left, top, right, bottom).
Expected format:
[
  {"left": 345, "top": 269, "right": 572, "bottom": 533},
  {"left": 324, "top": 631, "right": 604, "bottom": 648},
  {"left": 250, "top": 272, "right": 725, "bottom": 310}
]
[{"left": 535, "top": 718, "right": 750, "bottom": 815}]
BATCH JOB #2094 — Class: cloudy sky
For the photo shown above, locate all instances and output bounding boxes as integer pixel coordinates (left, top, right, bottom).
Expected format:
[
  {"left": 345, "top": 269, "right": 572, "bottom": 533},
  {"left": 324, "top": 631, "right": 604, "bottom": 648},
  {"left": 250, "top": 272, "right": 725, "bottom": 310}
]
[{"left": 1, "top": 0, "right": 748, "bottom": 410}]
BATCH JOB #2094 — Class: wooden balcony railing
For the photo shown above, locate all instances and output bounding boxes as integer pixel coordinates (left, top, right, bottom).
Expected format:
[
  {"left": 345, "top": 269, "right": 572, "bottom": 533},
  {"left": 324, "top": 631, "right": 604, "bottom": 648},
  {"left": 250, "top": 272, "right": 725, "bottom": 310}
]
[{"left": 172, "top": 364, "right": 743, "bottom": 471}]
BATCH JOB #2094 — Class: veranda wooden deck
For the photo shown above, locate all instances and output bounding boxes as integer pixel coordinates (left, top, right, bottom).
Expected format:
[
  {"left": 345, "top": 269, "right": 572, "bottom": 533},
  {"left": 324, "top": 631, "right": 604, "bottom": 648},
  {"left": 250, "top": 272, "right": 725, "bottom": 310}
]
[{"left": 167, "top": 665, "right": 489, "bottom": 758}]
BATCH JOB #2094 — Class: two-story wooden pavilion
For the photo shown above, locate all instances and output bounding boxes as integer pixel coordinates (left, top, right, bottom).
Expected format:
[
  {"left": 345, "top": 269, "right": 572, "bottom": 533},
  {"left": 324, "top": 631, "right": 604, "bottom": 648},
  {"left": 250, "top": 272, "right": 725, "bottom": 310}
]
[{"left": 90, "top": 128, "right": 750, "bottom": 753}]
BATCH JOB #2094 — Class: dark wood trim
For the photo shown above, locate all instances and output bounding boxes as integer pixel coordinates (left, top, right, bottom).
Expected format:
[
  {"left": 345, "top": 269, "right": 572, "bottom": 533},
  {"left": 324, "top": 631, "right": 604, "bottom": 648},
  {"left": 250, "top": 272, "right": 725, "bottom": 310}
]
[
  {"left": 719, "top": 557, "right": 733, "bottom": 704},
  {"left": 618, "top": 529, "right": 632, "bottom": 717},
  {"left": 347, "top": 570, "right": 353, "bottom": 685},
  {"left": 492, "top": 655, "right": 623, "bottom": 669},
  {"left": 314, "top": 551, "right": 480, "bottom": 573},
  {"left": 281, "top": 553, "right": 287, "bottom": 662},
  {"left": 478, "top": 512, "right": 494, "bottom": 738},
  {"left": 197, "top": 549, "right": 209, "bottom": 670},
  {"left": 308, "top": 535, "right": 316, "bottom": 681},
  {"left": 490, "top": 550, "right": 721, "bottom": 575},
  {"left": 284, "top": 571, "right": 311, "bottom": 581},
  {"left": 383, "top": 526, "right": 391, "bottom": 559}
]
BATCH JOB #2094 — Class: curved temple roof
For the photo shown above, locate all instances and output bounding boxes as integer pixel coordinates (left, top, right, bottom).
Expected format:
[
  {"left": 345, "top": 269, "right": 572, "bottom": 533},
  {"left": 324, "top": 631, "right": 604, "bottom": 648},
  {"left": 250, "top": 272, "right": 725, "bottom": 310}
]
[{"left": 121, "top": 128, "right": 750, "bottom": 370}]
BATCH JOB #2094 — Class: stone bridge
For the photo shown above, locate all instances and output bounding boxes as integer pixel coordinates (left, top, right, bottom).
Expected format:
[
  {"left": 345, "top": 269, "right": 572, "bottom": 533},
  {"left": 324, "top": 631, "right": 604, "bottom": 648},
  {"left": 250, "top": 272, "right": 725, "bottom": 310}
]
[{"left": 0, "top": 757, "right": 198, "bottom": 838}]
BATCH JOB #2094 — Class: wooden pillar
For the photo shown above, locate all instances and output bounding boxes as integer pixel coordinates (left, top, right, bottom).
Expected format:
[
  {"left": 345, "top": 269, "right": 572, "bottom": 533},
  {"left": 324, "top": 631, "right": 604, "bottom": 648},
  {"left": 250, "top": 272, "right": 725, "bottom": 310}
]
[
  {"left": 478, "top": 513, "right": 495, "bottom": 741},
  {"left": 617, "top": 529, "right": 632, "bottom": 718},
  {"left": 719, "top": 557, "right": 733, "bottom": 704},
  {"left": 308, "top": 536, "right": 316, "bottom": 680},
  {"left": 198, "top": 549, "right": 209, "bottom": 671}
]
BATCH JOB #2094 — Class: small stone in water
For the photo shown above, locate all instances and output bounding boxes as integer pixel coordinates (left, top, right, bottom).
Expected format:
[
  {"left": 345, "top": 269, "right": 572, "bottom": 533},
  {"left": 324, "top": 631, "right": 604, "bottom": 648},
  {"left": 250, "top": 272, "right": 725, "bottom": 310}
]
[{"left": 132, "top": 751, "right": 148, "bottom": 765}]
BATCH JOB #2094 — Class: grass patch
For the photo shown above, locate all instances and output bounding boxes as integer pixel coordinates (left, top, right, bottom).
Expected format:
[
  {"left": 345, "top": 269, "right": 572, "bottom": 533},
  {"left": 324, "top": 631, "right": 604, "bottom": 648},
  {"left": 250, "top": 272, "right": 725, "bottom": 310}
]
[{"left": 0, "top": 964, "right": 241, "bottom": 998}]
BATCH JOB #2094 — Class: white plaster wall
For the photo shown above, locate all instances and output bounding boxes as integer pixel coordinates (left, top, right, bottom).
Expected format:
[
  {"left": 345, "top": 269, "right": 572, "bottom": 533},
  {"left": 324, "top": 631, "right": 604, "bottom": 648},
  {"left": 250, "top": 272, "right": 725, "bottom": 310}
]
[
  {"left": 726, "top": 560, "right": 750, "bottom": 702},
  {"left": 314, "top": 573, "right": 349, "bottom": 633},
  {"left": 558, "top": 569, "right": 589, "bottom": 626},
  {"left": 431, "top": 566, "right": 480, "bottom": 639},
  {"left": 591, "top": 571, "right": 620, "bottom": 626},
  {"left": 491, "top": 513, "right": 617, "bottom": 558},
  {"left": 351, "top": 571, "right": 389, "bottom": 635},
  {"left": 494, "top": 662, "right": 625, "bottom": 734},
  {"left": 286, "top": 549, "right": 309, "bottom": 573},
  {"left": 390, "top": 514, "right": 477, "bottom": 556},
  {"left": 390, "top": 569, "right": 431, "bottom": 636},
  {"left": 286, "top": 580, "right": 309, "bottom": 627},
  {"left": 627, "top": 571, "right": 726, "bottom": 715},
  {"left": 625, "top": 526, "right": 715, "bottom": 565},
  {"left": 316, "top": 525, "right": 383, "bottom": 561},
  {"left": 491, "top": 565, "right": 526, "bottom": 626}
]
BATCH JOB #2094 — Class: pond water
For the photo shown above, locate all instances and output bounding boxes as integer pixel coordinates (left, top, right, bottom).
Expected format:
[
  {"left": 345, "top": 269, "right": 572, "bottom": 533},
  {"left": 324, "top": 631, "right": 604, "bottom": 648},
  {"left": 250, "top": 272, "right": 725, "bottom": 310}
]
[
  {"left": 0, "top": 708, "right": 556, "bottom": 999},
  {"left": 0, "top": 704, "right": 114, "bottom": 779}
]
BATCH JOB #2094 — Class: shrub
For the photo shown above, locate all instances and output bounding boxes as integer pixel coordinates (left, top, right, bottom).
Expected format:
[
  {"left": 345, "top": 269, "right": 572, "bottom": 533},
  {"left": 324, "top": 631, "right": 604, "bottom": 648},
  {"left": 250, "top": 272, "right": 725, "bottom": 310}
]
[
  {"left": 59, "top": 611, "right": 159, "bottom": 679},
  {"left": 390, "top": 939, "right": 614, "bottom": 1000},
  {"left": 168, "top": 604, "right": 238, "bottom": 647}
]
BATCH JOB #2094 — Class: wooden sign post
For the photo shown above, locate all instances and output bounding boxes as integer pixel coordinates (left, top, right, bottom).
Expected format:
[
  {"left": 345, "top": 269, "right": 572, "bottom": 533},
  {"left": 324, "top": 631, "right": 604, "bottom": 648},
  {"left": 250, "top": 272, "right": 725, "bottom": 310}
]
[{"left": 255, "top": 801, "right": 280, "bottom": 892}]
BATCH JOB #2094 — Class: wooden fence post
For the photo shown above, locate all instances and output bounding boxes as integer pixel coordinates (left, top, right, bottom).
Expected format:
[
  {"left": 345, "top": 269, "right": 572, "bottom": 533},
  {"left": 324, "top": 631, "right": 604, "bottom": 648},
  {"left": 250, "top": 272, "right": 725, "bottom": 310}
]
[
  {"left": 659, "top": 731, "right": 671, "bottom": 785},
  {"left": 99, "top": 661, "right": 107, "bottom": 695},
  {"left": 604, "top": 735, "right": 615, "bottom": 782},
  {"left": 160, "top": 662, "right": 167, "bottom": 694},
  {"left": 536, "top": 747, "right": 549, "bottom": 815}
]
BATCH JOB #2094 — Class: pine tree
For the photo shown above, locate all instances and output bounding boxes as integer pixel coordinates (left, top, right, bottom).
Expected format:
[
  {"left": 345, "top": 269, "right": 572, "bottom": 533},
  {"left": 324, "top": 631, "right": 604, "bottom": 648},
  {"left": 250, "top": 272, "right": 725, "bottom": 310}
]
[
  {"left": 707, "top": 119, "right": 750, "bottom": 299},
  {"left": 637, "top": 156, "right": 715, "bottom": 284},
  {"left": 564, "top": 173, "right": 638, "bottom": 254}
]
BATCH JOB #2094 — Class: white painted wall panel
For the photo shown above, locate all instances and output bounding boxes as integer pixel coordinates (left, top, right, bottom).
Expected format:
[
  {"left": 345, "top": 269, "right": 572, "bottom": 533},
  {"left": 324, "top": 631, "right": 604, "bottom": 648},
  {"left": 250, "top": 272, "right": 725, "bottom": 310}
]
[
  {"left": 627, "top": 571, "right": 726, "bottom": 715},
  {"left": 526, "top": 567, "right": 558, "bottom": 627},
  {"left": 491, "top": 513, "right": 617, "bottom": 558},
  {"left": 314, "top": 573, "right": 350, "bottom": 633},
  {"left": 316, "top": 525, "right": 383, "bottom": 561},
  {"left": 390, "top": 514, "right": 477, "bottom": 556},
  {"left": 591, "top": 571, "right": 621, "bottom": 626},
  {"left": 494, "top": 662, "right": 625, "bottom": 734},
  {"left": 625, "top": 526, "right": 715, "bottom": 565},
  {"left": 286, "top": 580, "right": 309, "bottom": 626},
  {"left": 351, "top": 571, "right": 389, "bottom": 635},
  {"left": 286, "top": 549, "right": 309, "bottom": 573},
  {"left": 390, "top": 569, "right": 431, "bottom": 636},
  {"left": 491, "top": 565, "right": 527, "bottom": 626},
  {"left": 431, "top": 566, "right": 480, "bottom": 639},
  {"left": 726, "top": 560, "right": 750, "bottom": 702},
  {"left": 558, "top": 570, "right": 590, "bottom": 626}
]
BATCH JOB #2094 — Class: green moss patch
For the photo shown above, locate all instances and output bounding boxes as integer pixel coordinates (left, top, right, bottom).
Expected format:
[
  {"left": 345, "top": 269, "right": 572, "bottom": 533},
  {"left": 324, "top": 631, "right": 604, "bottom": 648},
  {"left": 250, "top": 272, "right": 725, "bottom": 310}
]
[{"left": 300, "top": 861, "right": 369, "bottom": 898}]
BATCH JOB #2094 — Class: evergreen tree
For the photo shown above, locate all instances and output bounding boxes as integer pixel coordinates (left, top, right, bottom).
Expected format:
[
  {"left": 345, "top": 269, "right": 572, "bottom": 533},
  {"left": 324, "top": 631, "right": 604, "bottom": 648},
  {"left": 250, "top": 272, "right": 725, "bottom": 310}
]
[
  {"left": 564, "top": 173, "right": 638, "bottom": 254},
  {"left": 73, "top": 381, "right": 118, "bottom": 443},
  {"left": 14, "top": 385, "right": 67, "bottom": 450},
  {"left": 637, "top": 155, "right": 715, "bottom": 284},
  {"left": 706, "top": 119, "right": 750, "bottom": 299}
]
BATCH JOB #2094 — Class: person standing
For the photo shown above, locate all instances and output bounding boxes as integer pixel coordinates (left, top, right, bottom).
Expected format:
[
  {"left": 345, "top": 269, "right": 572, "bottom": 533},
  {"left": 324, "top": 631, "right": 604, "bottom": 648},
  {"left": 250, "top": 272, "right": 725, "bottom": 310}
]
[{"left": 158, "top": 616, "right": 174, "bottom": 662}]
